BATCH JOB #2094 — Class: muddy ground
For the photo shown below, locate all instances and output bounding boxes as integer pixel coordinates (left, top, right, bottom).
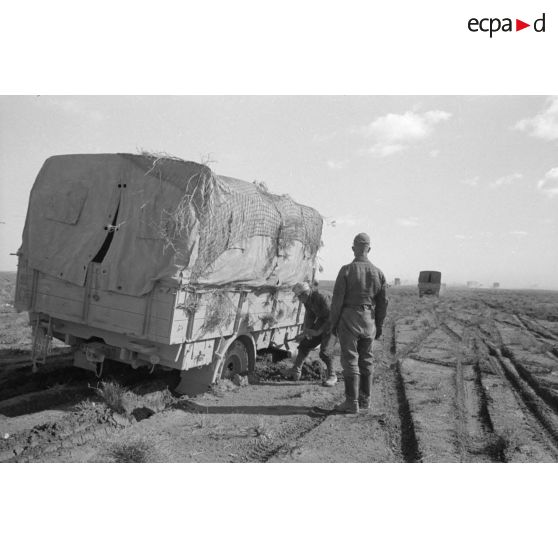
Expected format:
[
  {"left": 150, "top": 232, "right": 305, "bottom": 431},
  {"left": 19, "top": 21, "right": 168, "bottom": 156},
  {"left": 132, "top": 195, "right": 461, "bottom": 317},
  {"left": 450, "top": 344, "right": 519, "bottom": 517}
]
[{"left": 1, "top": 279, "right": 558, "bottom": 462}]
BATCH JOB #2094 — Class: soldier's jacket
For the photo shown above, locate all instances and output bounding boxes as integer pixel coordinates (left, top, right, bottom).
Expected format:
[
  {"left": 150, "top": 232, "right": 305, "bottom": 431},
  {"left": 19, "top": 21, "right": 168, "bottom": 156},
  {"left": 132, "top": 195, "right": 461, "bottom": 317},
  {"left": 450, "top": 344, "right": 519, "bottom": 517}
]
[
  {"left": 302, "top": 289, "right": 332, "bottom": 333},
  {"left": 329, "top": 255, "right": 388, "bottom": 330}
]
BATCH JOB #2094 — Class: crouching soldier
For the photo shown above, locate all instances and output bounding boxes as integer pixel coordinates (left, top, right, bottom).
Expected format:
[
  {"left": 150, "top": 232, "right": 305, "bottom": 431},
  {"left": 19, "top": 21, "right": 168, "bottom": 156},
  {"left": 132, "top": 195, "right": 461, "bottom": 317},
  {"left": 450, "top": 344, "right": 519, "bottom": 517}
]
[{"left": 285, "top": 282, "right": 338, "bottom": 386}]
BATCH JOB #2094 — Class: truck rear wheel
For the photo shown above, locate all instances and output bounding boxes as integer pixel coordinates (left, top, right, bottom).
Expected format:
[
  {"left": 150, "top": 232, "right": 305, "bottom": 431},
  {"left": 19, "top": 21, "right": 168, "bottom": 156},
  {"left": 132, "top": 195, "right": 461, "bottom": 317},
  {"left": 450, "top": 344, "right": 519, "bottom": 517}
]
[{"left": 221, "top": 339, "right": 250, "bottom": 379}]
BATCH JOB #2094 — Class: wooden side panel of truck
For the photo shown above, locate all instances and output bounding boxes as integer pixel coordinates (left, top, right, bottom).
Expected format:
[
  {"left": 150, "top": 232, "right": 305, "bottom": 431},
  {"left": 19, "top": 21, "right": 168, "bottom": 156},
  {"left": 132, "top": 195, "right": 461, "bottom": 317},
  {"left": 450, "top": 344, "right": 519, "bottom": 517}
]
[{"left": 16, "top": 259, "right": 303, "bottom": 393}]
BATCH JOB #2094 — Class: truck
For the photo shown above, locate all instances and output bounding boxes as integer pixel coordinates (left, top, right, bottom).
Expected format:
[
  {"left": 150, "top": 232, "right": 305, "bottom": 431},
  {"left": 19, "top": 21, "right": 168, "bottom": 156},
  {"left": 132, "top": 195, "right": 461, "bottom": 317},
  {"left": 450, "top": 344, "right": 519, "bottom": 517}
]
[
  {"left": 418, "top": 270, "right": 442, "bottom": 298},
  {"left": 14, "top": 154, "right": 323, "bottom": 395}
]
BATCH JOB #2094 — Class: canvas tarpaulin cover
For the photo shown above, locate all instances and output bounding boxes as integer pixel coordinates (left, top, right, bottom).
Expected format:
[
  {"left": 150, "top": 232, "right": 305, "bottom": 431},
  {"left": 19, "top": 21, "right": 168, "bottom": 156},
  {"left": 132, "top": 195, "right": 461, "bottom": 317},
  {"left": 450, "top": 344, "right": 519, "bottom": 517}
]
[{"left": 20, "top": 154, "right": 323, "bottom": 296}]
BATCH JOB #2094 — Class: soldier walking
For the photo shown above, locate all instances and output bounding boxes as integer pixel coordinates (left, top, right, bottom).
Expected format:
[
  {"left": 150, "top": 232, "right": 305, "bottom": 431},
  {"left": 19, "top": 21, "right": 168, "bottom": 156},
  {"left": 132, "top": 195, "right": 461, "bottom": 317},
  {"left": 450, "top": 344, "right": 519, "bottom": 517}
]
[
  {"left": 285, "top": 281, "right": 338, "bottom": 386},
  {"left": 329, "top": 233, "right": 388, "bottom": 413}
]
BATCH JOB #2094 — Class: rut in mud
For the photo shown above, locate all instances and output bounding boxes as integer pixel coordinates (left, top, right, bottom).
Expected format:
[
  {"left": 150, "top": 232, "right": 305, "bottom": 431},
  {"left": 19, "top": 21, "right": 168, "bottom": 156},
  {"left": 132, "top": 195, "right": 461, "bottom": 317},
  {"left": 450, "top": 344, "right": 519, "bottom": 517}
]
[{"left": 389, "top": 289, "right": 558, "bottom": 463}]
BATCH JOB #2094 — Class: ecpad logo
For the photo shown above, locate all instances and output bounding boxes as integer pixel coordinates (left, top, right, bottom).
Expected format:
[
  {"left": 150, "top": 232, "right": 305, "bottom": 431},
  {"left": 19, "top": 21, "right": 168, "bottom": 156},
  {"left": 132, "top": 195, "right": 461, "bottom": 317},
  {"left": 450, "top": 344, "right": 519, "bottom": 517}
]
[{"left": 468, "top": 13, "right": 546, "bottom": 37}]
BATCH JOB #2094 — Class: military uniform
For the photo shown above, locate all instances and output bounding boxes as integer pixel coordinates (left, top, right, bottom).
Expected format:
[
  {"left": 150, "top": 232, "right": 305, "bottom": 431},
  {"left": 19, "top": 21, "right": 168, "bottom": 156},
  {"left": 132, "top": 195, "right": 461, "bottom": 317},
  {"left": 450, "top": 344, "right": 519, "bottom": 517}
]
[
  {"left": 330, "top": 234, "right": 388, "bottom": 413},
  {"left": 287, "top": 284, "right": 338, "bottom": 385},
  {"left": 296, "top": 290, "right": 336, "bottom": 375}
]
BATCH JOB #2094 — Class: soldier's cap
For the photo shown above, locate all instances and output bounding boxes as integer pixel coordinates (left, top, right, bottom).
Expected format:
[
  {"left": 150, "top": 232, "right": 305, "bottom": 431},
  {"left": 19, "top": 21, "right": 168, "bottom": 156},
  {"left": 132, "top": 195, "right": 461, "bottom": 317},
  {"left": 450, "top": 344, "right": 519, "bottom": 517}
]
[
  {"left": 353, "top": 232, "right": 371, "bottom": 246},
  {"left": 292, "top": 282, "right": 311, "bottom": 296}
]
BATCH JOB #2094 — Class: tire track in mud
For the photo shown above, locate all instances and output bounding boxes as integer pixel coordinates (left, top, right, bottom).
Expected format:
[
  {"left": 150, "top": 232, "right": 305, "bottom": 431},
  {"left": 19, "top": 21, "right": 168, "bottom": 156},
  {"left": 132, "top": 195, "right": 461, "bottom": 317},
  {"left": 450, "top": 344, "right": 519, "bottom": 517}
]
[
  {"left": 0, "top": 353, "right": 176, "bottom": 412},
  {"left": 244, "top": 415, "right": 331, "bottom": 462},
  {"left": 376, "top": 294, "right": 558, "bottom": 462},
  {"left": 0, "top": 404, "right": 126, "bottom": 462},
  {"left": 393, "top": 310, "right": 459, "bottom": 462},
  {"left": 0, "top": 369, "right": 123, "bottom": 419},
  {"left": 453, "top": 358, "right": 468, "bottom": 461},
  {"left": 514, "top": 314, "right": 558, "bottom": 342},
  {"left": 477, "top": 354, "right": 556, "bottom": 463},
  {"left": 485, "top": 342, "right": 558, "bottom": 447},
  {"left": 394, "top": 307, "right": 480, "bottom": 461},
  {"left": 483, "top": 359, "right": 558, "bottom": 462},
  {"left": 0, "top": 355, "right": 76, "bottom": 401},
  {"left": 472, "top": 360, "right": 506, "bottom": 462},
  {"left": 0, "top": 384, "right": 93, "bottom": 417},
  {"left": 0, "top": 350, "right": 73, "bottom": 375},
  {"left": 511, "top": 314, "right": 550, "bottom": 344},
  {"left": 439, "top": 322, "right": 462, "bottom": 342},
  {"left": 393, "top": 325, "right": 438, "bottom": 361},
  {"left": 500, "top": 346, "right": 558, "bottom": 413},
  {"left": 0, "top": 354, "right": 181, "bottom": 462},
  {"left": 393, "top": 312, "right": 511, "bottom": 462},
  {"left": 460, "top": 322, "right": 558, "bottom": 461},
  {"left": 491, "top": 314, "right": 558, "bottom": 408},
  {"left": 479, "top": 298, "right": 556, "bottom": 345},
  {"left": 442, "top": 319, "right": 497, "bottom": 461},
  {"left": 0, "top": 351, "right": 93, "bottom": 422},
  {"left": 390, "top": 322, "right": 421, "bottom": 463},
  {"left": 463, "top": 308, "right": 558, "bottom": 460},
  {"left": 393, "top": 361, "right": 421, "bottom": 462}
]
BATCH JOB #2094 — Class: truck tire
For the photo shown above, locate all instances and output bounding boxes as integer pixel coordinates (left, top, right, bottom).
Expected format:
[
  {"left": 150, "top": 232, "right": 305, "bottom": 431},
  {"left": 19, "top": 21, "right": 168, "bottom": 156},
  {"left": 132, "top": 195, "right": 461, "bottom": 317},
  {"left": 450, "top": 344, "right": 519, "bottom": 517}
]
[{"left": 221, "top": 339, "right": 250, "bottom": 379}]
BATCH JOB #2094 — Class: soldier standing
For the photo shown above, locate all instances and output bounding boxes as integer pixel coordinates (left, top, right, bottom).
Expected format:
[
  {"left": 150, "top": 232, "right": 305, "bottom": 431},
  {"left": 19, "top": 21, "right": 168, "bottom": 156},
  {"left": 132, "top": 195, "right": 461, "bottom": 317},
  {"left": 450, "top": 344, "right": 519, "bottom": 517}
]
[
  {"left": 329, "top": 233, "right": 388, "bottom": 413},
  {"left": 285, "top": 282, "right": 338, "bottom": 386}
]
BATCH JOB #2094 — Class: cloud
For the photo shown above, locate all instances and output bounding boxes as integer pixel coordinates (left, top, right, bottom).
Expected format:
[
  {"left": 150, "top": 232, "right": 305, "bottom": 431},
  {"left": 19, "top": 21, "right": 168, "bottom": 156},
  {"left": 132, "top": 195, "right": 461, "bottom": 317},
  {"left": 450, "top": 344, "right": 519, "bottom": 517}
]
[
  {"left": 514, "top": 97, "right": 558, "bottom": 140},
  {"left": 509, "top": 230, "right": 528, "bottom": 236},
  {"left": 454, "top": 234, "right": 472, "bottom": 240},
  {"left": 396, "top": 216, "right": 420, "bottom": 227},
  {"left": 489, "top": 172, "right": 523, "bottom": 188},
  {"left": 429, "top": 149, "right": 440, "bottom": 158},
  {"left": 328, "top": 215, "right": 362, "bottom": 227},
  {"left": 358, "top": 109, "right": 451, "bottom": 157},
  {"left": 326, "top": 159, "right": 348, "bottom": 170},
  {"left": 537, "top": 167, "right": 558, "bottom": 198}
]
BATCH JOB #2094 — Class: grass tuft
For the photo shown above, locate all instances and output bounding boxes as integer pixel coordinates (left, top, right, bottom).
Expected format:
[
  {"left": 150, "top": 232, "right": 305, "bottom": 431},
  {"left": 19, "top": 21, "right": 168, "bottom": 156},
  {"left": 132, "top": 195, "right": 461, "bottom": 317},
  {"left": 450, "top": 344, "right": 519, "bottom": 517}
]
[{"left": 94, "top": 381, "right": 129, "bottom": 415}]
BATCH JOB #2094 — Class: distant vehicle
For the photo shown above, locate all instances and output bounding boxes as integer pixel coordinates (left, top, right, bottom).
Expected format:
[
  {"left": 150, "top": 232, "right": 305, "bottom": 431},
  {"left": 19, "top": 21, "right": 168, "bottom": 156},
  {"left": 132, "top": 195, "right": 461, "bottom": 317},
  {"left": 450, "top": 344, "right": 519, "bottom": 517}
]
[
  {"left": 418, "top": 270, "right": 442, "bottom": 297},
  {"left": 394, "top": 278, "right": 401, "bottom": 286}
]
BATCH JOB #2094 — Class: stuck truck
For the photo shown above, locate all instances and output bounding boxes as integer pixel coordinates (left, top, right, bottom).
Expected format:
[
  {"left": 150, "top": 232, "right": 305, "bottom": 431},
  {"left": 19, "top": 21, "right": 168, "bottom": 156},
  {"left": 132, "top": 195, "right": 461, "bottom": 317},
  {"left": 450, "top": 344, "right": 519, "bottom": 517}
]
[{"left": 14, "top": 154, "right": 323, "bottom": 394}]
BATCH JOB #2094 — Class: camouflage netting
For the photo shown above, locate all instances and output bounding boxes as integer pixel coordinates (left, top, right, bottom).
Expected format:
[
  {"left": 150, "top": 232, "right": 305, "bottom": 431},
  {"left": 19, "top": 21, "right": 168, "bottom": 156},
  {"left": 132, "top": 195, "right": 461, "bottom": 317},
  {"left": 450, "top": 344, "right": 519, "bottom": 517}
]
[
  {"left": 20, "top": 153, "right": 323, "bottom": 296},
  {"left": 123, "top": 154, "right": 323, "bottom": 284}
]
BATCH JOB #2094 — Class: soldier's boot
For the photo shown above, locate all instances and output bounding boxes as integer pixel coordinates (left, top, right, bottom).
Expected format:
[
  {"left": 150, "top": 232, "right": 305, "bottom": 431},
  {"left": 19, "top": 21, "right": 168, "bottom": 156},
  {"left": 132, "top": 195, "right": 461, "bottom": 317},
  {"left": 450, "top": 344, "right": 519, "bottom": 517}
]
[
  {"left": 322, "top": 362, "right": 338, "bottom": 387},
  {"left": 285, "top": 348, "right": 310, "bottom": 381},
  {"left": 359, "top": 373, "right": 372, "bottom": 411},
  {"left": 334, "top": 374, "right": 359, "bottom": 414}
]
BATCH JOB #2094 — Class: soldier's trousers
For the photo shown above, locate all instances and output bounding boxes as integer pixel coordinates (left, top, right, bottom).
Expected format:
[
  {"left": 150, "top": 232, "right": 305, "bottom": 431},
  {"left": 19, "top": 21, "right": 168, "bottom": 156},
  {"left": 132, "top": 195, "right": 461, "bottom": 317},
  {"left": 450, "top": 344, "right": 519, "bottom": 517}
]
[
  {"left": 295, "top": 331, "right": 337, "bottom": 370},
  {"left": 337, "top": 307, "right": 376, "bottom": 399}
]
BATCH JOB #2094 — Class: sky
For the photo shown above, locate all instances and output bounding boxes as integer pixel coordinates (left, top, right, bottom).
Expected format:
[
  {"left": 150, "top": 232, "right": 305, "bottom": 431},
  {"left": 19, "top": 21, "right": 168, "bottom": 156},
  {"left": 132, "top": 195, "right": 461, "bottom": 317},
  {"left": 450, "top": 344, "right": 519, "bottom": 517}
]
[{"left": 1, "top": 95, "right": 557, "bottom": 289}]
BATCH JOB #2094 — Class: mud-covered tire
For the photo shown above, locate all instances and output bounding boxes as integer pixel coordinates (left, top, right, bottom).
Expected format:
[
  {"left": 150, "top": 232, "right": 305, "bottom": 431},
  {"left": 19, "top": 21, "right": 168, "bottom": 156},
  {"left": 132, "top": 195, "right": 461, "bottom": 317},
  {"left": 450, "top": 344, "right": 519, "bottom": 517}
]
[{"left": 221, "top": 340, "right": 250, "bottom": 379}]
